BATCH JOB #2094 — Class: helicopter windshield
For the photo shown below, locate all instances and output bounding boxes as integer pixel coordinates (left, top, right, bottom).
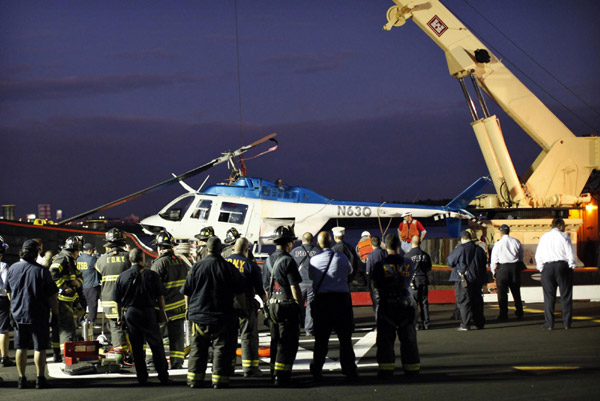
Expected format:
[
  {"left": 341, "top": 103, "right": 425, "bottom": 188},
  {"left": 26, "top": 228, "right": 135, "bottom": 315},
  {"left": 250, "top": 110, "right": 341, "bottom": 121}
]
[
  {"left": 158, "top": 194, "right": 194, "bottom": 222},
  {"left": 218, "top": 202, "right": 248, "bottom": 225}
]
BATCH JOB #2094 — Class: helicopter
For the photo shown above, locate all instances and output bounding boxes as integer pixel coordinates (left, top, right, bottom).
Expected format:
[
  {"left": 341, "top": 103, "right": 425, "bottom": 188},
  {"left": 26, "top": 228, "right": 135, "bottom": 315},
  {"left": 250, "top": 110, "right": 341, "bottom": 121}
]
[{"left": 54, "top": 133, "right": 488, "bottom": 246}]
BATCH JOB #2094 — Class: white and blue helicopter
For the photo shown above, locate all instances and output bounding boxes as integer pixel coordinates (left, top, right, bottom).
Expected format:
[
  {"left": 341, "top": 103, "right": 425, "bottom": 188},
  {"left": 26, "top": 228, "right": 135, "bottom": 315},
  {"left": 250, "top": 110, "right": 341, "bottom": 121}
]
[{"left": 60, "top": 133, "right": 489, "bottom": 246}]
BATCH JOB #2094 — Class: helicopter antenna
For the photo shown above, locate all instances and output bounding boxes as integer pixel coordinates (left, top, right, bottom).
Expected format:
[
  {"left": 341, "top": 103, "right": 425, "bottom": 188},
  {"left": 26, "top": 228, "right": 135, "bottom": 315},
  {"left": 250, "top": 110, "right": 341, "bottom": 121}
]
[{"left": 234, "top": 0, "right": 247, "bottom": 173}]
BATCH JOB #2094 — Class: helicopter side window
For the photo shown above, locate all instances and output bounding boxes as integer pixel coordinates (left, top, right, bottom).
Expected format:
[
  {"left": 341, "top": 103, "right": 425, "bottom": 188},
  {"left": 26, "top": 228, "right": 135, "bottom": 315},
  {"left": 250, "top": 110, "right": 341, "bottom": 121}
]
[
  {"left": 158, "top": 196, "right": 194, "bottom": 222},
  {"left": 191, "top": 200, "right": 212, "bottom": 220},
  {"left": 218, "top": 202, "right": 248, "bottom": 225}
]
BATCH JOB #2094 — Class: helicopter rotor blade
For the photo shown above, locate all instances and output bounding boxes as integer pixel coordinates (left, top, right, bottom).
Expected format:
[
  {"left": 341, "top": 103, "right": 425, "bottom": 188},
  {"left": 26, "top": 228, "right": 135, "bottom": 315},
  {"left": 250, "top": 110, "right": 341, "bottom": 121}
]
[{"left": 57, "top": 133, "right": 277, "bottom": 225}]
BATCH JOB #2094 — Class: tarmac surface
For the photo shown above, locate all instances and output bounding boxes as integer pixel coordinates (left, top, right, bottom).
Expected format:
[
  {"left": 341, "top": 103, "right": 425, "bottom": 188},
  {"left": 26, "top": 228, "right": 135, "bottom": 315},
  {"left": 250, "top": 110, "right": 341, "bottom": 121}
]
[{"left": 1, "top": 301, "right": 599, "bottom": 401}]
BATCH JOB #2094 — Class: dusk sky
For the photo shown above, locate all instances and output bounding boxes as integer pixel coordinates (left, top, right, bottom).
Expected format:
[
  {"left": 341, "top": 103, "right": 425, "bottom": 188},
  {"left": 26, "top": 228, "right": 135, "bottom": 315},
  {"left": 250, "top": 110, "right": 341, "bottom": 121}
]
[{"left": 2, "top": 0, "right": 599, "bottom": 221}]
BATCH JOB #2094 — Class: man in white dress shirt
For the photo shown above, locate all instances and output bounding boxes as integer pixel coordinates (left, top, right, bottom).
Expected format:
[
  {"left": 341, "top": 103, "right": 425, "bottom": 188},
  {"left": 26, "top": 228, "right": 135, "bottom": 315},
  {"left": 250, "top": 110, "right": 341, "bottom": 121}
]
[
  {"left": 534, "top": 218, "right": 577, "bottom": 330},
  {"left": 490, "top": 225, "right": 524, "bottom": 321}
]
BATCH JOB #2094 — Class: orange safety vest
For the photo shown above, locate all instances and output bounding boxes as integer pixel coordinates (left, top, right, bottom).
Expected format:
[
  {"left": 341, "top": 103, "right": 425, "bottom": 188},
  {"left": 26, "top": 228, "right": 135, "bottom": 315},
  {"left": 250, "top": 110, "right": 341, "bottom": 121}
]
[
  {"left": 399, "top": 220, "right": 420, "bottom": 242},
  {"left": 357, "top": 238, "right": 373, "bottom": 262}
]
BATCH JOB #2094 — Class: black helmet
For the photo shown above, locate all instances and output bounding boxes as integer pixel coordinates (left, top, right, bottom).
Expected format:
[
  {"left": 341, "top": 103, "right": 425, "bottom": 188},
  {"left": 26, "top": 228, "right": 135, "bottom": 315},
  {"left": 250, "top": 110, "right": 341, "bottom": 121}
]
[
  {"left": 195, "top": 226, "right": 215, "bottom": 241},
  {"left": 105, "top": 228, "right": 125, "bottom": 244},
  {"left": 156, "top": 231, "right": 174, "bottom": 248},
  {"left": 63, "top": 236, "right": 83, "bottom": 251},
  {"left": 224, "top": 227, "right": 241, "bottom": 245},
  {"left": 272, "top": 225, "right": 297, "bottom": 245}
]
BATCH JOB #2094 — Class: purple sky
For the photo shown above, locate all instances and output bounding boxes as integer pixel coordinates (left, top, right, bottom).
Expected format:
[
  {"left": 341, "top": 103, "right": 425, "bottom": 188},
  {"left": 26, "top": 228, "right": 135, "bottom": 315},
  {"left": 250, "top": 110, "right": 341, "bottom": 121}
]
[{"left": 2, "top": 0, "right": 599, "bottom": 220}]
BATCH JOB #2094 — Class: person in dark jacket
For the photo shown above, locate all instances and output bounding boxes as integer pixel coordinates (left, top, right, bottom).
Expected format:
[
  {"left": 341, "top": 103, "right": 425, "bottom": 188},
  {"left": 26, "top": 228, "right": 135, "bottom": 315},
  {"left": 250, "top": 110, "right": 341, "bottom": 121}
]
[
  {"left": 262, "top": 226, "right": 302, "bottom": 386},
  {"left": 6, "top": 240, "right": 59, "bottom": 389},
  {"left": 183, "top": 237, "right": 246, "bottom": 389},
  {"left": 406, "top": 236, "right": 432, "bottom": 330},
  {"left": 114, "top": 248, "right": 170, "bottom": 385},
  {"left": 225, "top": 237, "right": 266, "bottom": 377},
  {"left": 77, "top": 243, "right": 101, "bottom": 328},
  {"left": 447, "top": 230, "right": 488, "bottom": 331}
]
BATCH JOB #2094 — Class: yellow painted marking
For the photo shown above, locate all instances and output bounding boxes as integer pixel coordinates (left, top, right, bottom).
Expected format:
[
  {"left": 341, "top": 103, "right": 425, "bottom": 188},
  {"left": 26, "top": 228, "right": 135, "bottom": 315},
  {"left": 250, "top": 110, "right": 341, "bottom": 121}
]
[
  {"left": 522, "top": 307, "right": 545, "bottom": 314},
  {"left": 513, "top": 366, "right": 579, "bottom": 371},
  {"left": 572, "top": 316, "right": 594, "bottom": 321}
]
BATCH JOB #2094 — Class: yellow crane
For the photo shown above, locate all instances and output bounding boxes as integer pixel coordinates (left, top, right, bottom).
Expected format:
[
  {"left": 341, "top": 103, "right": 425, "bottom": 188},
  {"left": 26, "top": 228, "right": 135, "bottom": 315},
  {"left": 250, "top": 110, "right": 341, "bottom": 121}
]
[{"left": 383, "top": 0, "right": 600, "bottom": 264}]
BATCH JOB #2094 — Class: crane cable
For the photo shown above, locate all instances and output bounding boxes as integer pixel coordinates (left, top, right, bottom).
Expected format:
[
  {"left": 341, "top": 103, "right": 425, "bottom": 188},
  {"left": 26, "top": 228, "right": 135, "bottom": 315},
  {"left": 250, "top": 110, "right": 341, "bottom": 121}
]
[{"left": 459, "top": 0, "right": 600, "bottom": 134}]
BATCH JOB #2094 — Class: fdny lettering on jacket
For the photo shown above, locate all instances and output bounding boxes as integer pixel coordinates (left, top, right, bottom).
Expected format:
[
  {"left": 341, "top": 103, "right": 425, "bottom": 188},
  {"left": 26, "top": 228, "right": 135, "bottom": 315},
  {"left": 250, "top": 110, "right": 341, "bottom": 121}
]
[
  {"left": 107, "top": 256, "right": 126, "bottom": 264},
  {"left": 383, "top": 263, "right": 412, "bottom": 278},
  {"left": 229, "top": 258, "right": 246, "bottom": 273}
]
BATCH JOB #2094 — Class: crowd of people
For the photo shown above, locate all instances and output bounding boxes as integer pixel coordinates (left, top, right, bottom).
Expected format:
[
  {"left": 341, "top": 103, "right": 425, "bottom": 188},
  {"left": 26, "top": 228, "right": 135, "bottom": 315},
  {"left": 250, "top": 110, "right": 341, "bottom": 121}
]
[{"left": 0, "top": 216, "right": 578, "bottom": 389}]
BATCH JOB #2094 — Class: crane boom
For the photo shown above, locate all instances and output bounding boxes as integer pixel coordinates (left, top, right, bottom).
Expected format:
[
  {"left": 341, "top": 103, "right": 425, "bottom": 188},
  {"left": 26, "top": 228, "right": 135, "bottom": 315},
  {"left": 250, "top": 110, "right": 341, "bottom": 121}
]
[{"left": 384, "top": 0, "right": 600, "bottom": 208}]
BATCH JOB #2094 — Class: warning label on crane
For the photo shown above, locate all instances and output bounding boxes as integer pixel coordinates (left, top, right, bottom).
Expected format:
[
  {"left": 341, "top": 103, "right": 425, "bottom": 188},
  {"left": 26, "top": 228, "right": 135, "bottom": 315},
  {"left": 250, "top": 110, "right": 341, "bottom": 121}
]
[{"left": 427, "top": 15, "right": 448, "bottom": 37}]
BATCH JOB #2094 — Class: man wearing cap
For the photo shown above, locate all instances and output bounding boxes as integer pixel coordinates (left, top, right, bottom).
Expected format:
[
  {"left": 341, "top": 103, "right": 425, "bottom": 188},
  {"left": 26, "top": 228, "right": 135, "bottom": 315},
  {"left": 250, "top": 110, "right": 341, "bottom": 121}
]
[
  {"left": 183, "top": 236, "right": 246, "bottom": 389},
  {"left": 6, "top": 239, "right": 59, "bottom": 389},
  {"left": 490, "top": 224, "right": 524, "bottom": 321},
  {"left": 331, "top": 227, "right": 361, "bottom": 284},
  {"left": 114, "top": 248, "right": 170, "bottom": 385},
  {"left": 447, "top": 230, "right": 488, "bottom": 331},
  {"left": 262, "top": 226, "right": 302, "bottom": 386},
  {"left": 96, "top": 228, "right": 131, "bottom": 348},
  {"left": 151, "top": 231, "right": 188, "bottom": 370},
  {"left": 77, "top": 243, "right": 101, "bottom": 328},
  {"left": 308, "top": 231, "right": 358, "bottom": 382},
  {"left": 291, "top": 232, "right": 321, "bottom": 336},
  {"left": 49, "top": 236, "right": 83, "bottom": 362},
  {"left": 398, "top": 212, "right": 427, "bottom": 253},
  {"left": 535, "top": 218, "right": 577, "bottom": 330}
]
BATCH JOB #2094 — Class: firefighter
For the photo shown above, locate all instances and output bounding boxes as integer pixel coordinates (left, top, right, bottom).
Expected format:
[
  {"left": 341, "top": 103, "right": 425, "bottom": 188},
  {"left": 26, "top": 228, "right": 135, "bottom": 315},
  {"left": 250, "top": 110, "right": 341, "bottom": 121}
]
[
  {"left": 183, "top": 236, "right": 246, "bottom": 389},
  {"left": 225, "top": 237, "right": 266, "bottom": 377},
  {"left": 193, "top": 226, "right": 215, "bottom": 262},
  {"left": 262, "top": 226, "right": 302, "bottom": 386},
  {"left": 114, "top": 248, "right": 170, "bottom": 385},
  {"left": 221, "top": 227, "right": 241, "bottom": 258},
  {"left": 49, "top": 236, "right": 83, "bottom": 362},
  {"left": 96, "top": 228, "right": 131, "bottom": 348},
  {"left": 372, "top": 234, "right": 420, "bottom": 379},
  {"left": 151, "top": 231, "right": 188, "bottom": 369}
]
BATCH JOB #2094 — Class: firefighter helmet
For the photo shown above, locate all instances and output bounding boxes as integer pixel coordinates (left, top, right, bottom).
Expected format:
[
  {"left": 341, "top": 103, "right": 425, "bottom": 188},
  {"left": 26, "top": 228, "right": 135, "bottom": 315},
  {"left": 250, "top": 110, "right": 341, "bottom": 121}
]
[
  {"left": 195, "top": 226, "right": 215, "bottom": 241},
  {"left": 155, "top": 231, "right": 174, "bottom": 248},
  {"left": 105, "top": 228, "right": 125, "bottom": 244},
  {"left": 63, "top": 236, "right": 83, "bottom": 251},
  {"left": 224, "top": 227, "right": 241, "bottom": 244},
  {"left": 272, "top": 225, "right": 296, "bottom": 245}
]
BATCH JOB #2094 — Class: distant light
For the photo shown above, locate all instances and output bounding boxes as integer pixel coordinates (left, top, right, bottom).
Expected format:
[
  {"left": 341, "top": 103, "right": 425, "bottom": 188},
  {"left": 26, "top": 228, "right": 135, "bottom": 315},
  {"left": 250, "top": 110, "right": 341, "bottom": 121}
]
[{"left": 585, "top": 204, "right": 597, "bottom": 213}]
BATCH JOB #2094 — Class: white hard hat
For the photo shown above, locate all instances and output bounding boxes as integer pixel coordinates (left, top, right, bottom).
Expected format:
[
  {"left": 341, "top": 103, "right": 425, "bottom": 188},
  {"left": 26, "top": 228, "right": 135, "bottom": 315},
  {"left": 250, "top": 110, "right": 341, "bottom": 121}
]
[
  {"left": 361, "top": 231, "right": 370, "bottom": 237},
  {"left": 402, "top": 211, "right": 413, "bottom": 217},
  {"left": 332, "top": 226, "right": 346, "bottom": 237}
]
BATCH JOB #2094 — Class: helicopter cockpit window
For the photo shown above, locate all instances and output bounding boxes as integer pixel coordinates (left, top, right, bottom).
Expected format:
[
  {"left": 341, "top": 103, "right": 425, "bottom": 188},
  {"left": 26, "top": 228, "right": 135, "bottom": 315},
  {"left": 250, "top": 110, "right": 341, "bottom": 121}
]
[
  {"left": 218, "top": 202, "right": 248, "bottom": 225},
  {"left": 191, "top": 200, "right": 212, "bottom": 220},
  {"left": 159, "top": 196, "right": 194, "bottom": 222}
]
